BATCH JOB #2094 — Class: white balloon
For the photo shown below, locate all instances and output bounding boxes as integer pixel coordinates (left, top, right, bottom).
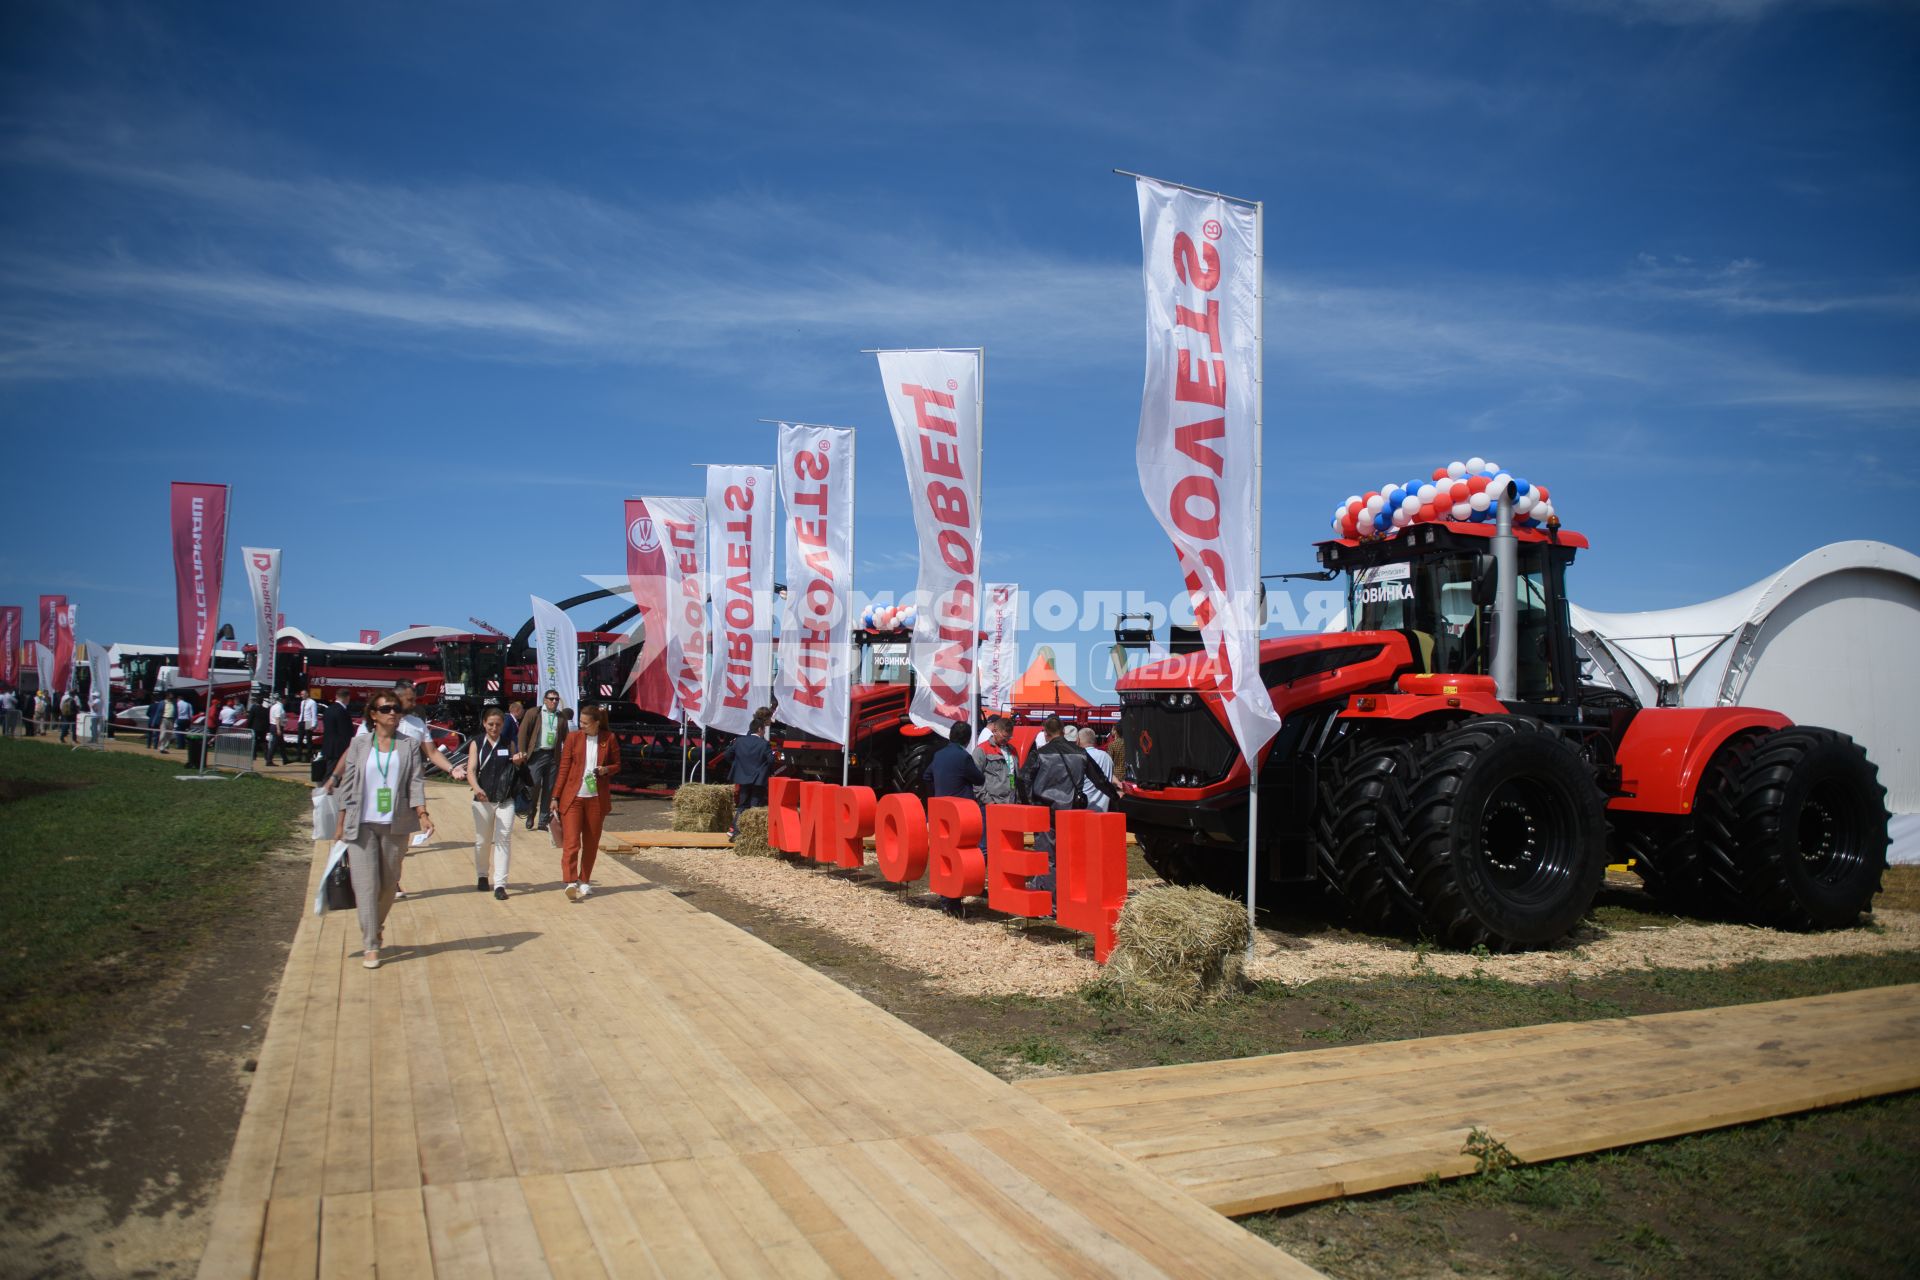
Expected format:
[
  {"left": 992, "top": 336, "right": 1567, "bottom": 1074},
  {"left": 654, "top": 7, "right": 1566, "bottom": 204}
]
[
  {"left": 1466, "top": 456, "right": 1486, "bottom": 473},
  {"left": 1417, "top": 483, "right": 1438, "bottom": 504},
  {"left": 1469, "top": 491, "right": 1491, "bottom": 512},
  {"left": 1451, "top": 501, "right": 1472, "bottom": 520},
  {"left": 1446, "top": 461, "right": 1467, "bottom": 480},
  {"left": 1344, "top": 494, "right": 1363, "bottom": 507},
  {"left": 1482, "top": 460, "right": 1500, "bottom": 475},
  {"left": 1391, "top": 508, "right": 1412, "bottom": 527},
  {"left": 1400, "top": 494, "right": 1422, "bottom": 514},
  {"left": 1514, "top": 493, "right": 1535, "bottom": 515}
]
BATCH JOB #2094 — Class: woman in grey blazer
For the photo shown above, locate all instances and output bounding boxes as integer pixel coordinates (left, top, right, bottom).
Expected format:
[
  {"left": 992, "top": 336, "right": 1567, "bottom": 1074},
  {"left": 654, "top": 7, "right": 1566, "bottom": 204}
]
[{"left": 331, "top": 695, "right": 433, "bottom": 968}]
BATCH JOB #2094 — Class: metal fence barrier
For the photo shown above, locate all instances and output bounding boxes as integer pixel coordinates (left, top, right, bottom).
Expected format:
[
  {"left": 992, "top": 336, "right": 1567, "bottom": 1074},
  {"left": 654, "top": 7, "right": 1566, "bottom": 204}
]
[{"left": 205, "top": 729, "right": 258, "bottom": 777}]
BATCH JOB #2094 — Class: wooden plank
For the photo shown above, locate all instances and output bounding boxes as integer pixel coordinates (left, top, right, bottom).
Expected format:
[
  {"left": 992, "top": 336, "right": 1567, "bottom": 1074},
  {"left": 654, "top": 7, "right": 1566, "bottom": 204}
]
[
  {"left": 318, "top": 1190, "right": 376, "bottom": 1278},
  {"left": 367, "top": 947, "right": 421, "bottom": 1192},
  {"left": 272, "top": 920, "right": 349, "bottom": 1198},
  {"left": 602, "top": 830, "right": 733, "bottom": 849},
  {"left": 194, "top": 1197, "right": 266, "bottom": 1280},
  {"left": 518, "top": 1174, "right": 612, "bottom": 1280},
  {"left": 564, "top": 1169, "right": 662, "bottom": 1279},
  {"left": 370, "top": 1188, "right": 435, "bottom": 1278},
  {"left": 421, "top": 1181, "right": 497, "bottom": 1279},
  {"left": 467, "top": 1176, "right": 555, "bottom": 1280},
  {"left": 257, "top": 1194, "right": 320, "bottom": 1280}
]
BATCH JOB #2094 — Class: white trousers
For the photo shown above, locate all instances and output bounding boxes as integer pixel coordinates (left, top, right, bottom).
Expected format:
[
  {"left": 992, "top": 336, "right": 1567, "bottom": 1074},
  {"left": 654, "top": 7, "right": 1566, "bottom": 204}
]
[{"left": 471, "top": 797, "right": 515, "bottom": 883}]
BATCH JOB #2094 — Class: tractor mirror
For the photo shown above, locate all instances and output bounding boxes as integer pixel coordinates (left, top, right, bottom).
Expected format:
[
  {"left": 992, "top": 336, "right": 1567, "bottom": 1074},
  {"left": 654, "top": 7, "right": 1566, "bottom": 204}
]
[{"left": 1471, "top": 555, "right": 1499, "bottom": 608}]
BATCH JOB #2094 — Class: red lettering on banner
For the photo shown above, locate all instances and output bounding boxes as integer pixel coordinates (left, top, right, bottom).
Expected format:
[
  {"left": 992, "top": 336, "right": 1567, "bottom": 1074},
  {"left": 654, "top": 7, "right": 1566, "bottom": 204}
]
[
  {"left": 787, "top": 447, "right": 836, "bottom": 711},
  {"left": 873, "top": 792, "right": 928, "bottom": 883},
  {"left": 984, "top": 805, "right": 1051, "bottom": 917},
  {"left": 1173, "top": 232, "right": 1220, "bottom": 289},
  {"left": 827, "top": 786, "right": 875, "bottom": 869},
  {"left": 926, "top": 798, "right": 985, "bottom": 899},
  {"left": 1174, "top": 417, "right": 1225, "bottom": 475},
  {"left": 720, "top": 499, "right": 756, "bottom": 711},
  {"left": 665, "top": 518, "right": 706, "bottom": 715},
  {"left": 1055, "top": 811, "right": 1128, "bottom": 962}
]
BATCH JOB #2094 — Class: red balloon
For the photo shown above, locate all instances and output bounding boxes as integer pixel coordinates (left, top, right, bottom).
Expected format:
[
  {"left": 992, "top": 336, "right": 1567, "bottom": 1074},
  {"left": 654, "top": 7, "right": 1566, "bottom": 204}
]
[
  {"left": 1467, "top": 474, "right": 1490, "bottom": 494},
  {"left": 1431, "top": 467, "right": 1449, "bottom": 482},
  {"left": 1536, "top": 484, "right": 1550, "bottom": 503},
  {"left": 1418, "top": 503, "right": 1438, "bottom": 522},
  {"left": 1450, "top": 481, "right": 1469, "bottom": 503}
]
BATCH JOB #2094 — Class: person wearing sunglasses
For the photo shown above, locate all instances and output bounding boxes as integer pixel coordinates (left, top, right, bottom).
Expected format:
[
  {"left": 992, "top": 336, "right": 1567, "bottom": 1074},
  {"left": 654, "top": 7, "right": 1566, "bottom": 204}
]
[
  {"left": 516, "top": 688, "right": 571, "bottom": 831},
  {"left": 331, "top": 698, "right": 433, "bottom": 968}
]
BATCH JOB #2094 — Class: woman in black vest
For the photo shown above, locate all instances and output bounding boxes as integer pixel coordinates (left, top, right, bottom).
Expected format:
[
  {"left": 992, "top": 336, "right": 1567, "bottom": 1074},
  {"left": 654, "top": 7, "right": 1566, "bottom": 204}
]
[{"left": 468, "top": 706, "right": 519, "bottom": 900}]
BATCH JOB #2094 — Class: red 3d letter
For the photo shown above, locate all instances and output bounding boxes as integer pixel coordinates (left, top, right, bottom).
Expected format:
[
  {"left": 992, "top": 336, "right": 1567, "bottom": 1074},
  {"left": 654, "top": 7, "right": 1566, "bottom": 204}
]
[
  {"left": 873, "top": 792, "right": 928, "bottom": 884},
  {"left": 767, "top": 776, "right": 804, "bottom": 853},
  {"left": 1055, "top": 811, "right": 1128, "bottom": 963},
  {"left": 826, "top": 785, "right": 875, "bottom": 869},
  {"left": 927, "top": 797, "right": 985, "bottom": 900},
  {"left": 984, "top": 804, "right": 1051, "bottom": 918}
]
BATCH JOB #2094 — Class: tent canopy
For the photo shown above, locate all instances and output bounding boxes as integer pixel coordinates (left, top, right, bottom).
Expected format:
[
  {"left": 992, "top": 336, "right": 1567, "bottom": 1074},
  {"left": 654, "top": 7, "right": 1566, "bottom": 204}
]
[{"left": 1010, "top": 648, "right": 1089, "bottom": 707}]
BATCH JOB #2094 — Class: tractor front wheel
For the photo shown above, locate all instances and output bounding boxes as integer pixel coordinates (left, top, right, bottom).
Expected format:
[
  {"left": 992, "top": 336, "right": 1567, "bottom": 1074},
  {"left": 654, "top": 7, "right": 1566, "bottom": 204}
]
[
  {"left": 1697, "top": 727, "right": 1888, "bottom": 930},
  {"left": 1395, "top": 717, "right": 1607, "bottom": 951},
  {"left": 1313, "top": 735, "right": 1419, "bottom": 932}
]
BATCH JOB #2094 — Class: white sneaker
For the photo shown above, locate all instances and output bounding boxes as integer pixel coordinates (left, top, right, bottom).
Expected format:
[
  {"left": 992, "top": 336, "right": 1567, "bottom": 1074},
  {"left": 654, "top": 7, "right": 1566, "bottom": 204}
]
[
  {"left": 565, "top": 882, "right": 582, "bottom": 901},
  {"left": 577, "top": 882, "right": 593, "bottom": 899}
]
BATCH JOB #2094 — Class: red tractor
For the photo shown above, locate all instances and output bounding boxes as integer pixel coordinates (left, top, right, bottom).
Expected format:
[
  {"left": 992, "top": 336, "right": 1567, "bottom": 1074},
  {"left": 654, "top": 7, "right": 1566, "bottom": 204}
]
[{"left": 1118, "top": 506, "right": 1890, "bottom": 951}]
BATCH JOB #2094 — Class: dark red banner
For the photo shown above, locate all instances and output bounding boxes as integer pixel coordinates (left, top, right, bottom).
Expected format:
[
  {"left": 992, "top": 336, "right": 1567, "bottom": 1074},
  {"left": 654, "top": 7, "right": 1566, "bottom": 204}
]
[
  {"left": 0, "top": 606, "right": 19, "bottom": 687},
  {"left": 624, "top": 499, "right": 676, "bottom": 717},
  {"left": 52, "top": 602, "right": 75, "bottom": 693},
  {"left": 170, "top": 482, "right": 229, "bottom": 680}
]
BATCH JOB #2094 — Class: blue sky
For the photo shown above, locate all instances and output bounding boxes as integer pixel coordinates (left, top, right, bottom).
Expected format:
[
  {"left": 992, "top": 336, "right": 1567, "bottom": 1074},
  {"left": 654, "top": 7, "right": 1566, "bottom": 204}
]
[{"left": 3, "top": 0, "right": 1915, "bottom": 695}]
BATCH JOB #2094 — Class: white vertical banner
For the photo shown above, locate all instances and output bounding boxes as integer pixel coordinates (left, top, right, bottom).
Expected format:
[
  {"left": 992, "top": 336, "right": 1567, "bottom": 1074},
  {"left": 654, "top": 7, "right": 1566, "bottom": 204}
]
[
  {"left": 774, "top": 424, "right": 856, "bottom": 745},
  {"left": 528, "top": 595, "right": 580, "bottom": 713},
  {"left": 875, "top": 348, "right": 983, "bottom": 735},
  {"left": 642, "top": 496, "right": 707, "bottom": 725},
  {"left": 702, "top": 466, "right": 774, "bottom": 735},
  {"left": 242, "top": 547, "right": 281, "bottom": 697},
  {"left": 86, "top": 641, "right": 110, "bottom": 726},
  {"left": 1133, "top": 174, "right": 1279, "bottom": 764},
  {"left": 33, "top": 642, "right": 52, "bottom": 694},
  {"left": 979, "top": 582, "right": 1019, "bottom": 714}
]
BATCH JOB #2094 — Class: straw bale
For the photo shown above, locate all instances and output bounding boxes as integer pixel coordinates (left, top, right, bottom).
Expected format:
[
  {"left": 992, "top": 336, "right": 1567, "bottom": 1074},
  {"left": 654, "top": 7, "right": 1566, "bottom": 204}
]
[
  {"left": 733, "top": 807, "right": 774, "bottom": 857},
  {"left": 1097, "top": 884, "right": 1250, "bottom": 1012},
  {"left": 672, "top": 783, "right": 735, "bottom": 833}
]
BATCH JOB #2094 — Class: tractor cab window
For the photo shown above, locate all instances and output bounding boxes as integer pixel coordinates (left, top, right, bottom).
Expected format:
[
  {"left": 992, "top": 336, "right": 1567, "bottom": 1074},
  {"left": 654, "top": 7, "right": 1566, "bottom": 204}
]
[
  {"left": 1347, "top": 545, "right": 1564, "bottom": 698},
  {"left": 859, "top": 640, "right": 913, "bottom": 685},
  {"left": 441, "top": 644, "right": 475, "bottom": 689}
]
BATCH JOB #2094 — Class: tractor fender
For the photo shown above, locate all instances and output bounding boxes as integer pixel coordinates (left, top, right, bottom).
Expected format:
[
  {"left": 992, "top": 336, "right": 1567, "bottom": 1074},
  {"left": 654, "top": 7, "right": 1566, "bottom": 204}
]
[
  {"left": 1336, "top": 691, "right": 1507, "bottom": 722},
  {"left": 1607, "top": 706, "right": 1792, "bottom": 816}
]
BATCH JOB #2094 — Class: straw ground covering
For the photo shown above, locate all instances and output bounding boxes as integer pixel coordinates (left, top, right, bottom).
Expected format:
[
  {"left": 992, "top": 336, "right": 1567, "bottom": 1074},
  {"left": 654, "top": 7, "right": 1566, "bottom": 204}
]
[
  {"left": 670, "top": 781, "right": 734, "bottom": 832},
  {"left": 1096, "top": 884, "right": 1252, "bottom": 1011}
]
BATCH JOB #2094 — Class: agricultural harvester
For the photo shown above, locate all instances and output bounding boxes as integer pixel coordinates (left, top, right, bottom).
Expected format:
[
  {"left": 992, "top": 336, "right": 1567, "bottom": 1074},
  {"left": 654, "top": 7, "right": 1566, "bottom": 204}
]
[{"left": 1119, "top": 465, "right": 1890, "bottom": 951}]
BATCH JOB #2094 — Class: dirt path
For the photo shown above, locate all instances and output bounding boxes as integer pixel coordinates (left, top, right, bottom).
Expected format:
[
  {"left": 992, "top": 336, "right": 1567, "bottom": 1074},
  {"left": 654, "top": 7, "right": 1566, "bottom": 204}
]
[{"left": 0, "top": 840, "right": 310, "bottom": 1279}]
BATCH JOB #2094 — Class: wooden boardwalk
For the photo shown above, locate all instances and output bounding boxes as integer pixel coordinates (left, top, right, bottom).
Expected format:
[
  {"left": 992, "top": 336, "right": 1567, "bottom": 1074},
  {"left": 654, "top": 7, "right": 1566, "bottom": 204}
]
[
  {"left": 1020, "top": 984, "right": 1920, "bottom": 1216},
  {"left": 197, "top": 800, "right": 1312, "bottom": 1277}
]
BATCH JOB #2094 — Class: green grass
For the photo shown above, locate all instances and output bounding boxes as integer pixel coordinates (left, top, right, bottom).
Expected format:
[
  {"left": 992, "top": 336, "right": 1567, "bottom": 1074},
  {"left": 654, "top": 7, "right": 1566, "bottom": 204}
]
[{"left": 0, "top": 739, "right": 308, "bottom": 1059}]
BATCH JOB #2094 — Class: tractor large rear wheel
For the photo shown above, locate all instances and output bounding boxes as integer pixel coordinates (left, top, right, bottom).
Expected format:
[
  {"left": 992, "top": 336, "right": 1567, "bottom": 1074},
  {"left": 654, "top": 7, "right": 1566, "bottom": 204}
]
[
  {"left": 892, "top": 736, "right": 942, "bottom": 798},
  {"left": 1696, "top": 727, "right": 1888, "bottom": 930},
  {"left": 1313, "top": 735, "right": 1420, "bottom": 932},
  {"left": 1612, "top": 812, "right": 1740, "bottom": 920},
  {"left": 1394, "top": 717, "right": 1607, "bottom": 951}
]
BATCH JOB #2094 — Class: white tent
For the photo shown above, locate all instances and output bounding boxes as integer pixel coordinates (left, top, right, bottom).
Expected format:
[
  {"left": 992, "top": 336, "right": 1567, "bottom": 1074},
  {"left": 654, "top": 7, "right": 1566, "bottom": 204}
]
[{"left": 1572, "top": 541, "right": 1920, "bottom": 863}]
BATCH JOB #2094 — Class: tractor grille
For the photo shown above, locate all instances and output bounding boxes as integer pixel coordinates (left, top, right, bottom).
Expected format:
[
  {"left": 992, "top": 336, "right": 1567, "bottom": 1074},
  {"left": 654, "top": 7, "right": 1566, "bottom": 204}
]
[{"left": 1120, "top": 690, "right": 1239, "bottom": 790}]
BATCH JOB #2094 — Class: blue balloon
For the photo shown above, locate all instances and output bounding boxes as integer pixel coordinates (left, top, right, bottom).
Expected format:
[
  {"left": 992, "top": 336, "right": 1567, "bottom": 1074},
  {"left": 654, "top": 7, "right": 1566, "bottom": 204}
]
[
  {"left": 1514, "top": 478, "right": 1531, "bottom": 496},
  {"left": 1374, "top": 512, "right": 1391, "bottom": 531}
]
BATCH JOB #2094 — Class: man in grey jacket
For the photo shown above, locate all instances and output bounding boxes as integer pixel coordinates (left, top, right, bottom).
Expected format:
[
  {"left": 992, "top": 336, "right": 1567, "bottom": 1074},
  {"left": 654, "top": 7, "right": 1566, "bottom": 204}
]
[
  {"left": 1019, "top": 715, "right": 1119, "bottom": 911},
  {"left": 970, "top": 715, "right": 1018, "bottom": 806}
]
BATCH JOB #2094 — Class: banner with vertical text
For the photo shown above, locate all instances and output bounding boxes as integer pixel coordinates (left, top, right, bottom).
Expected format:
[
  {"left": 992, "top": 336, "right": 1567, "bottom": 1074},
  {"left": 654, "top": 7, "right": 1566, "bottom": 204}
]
[
  {"left": 243, "top": 547, "right": 281, "bottom": 698},
  {"left": 876, "top": 349, "right": 983, "bottom": 735},
  {"left": 527, "top": 596, "right": 580, "bottom": 715},
  {"left": 979, "top": 582, "right": 1019, "bottom": 714},
  {"left": 774, "top": 424, "right": 855, "bottom": 745},
  {"left": 623, "top": 499, "right": 679, "bottom": 718},
  {"left": 170, "top": 482, "right": 229, "bottom": 681},
  {"left": 0, "top": 606, "right": 18, "bottom": 688},
  {"left": 1133, "top": 175, "right": 1279, "bottom": 763},
  {"left": 640, "top": 497, "right": 706, "bottom": 725},
  {"left": 701, "top": 465, "right": 774, "bottom": 735}
]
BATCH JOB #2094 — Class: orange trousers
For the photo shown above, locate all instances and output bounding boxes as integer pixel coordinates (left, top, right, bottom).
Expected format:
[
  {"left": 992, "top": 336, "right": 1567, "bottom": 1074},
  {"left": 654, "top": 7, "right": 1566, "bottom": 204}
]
[{"left": 559, "top": 799, "right": 608, "bottom": 883}]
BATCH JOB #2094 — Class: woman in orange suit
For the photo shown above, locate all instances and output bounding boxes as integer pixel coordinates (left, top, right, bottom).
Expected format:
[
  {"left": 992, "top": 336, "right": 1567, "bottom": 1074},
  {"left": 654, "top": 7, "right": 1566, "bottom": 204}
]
[{"left": 552, "top": 704, "right": 621, "bottom": 900}]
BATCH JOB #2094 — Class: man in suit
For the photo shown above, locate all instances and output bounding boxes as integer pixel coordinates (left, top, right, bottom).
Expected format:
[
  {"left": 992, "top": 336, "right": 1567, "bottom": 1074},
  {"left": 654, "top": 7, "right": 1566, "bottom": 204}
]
[
  {"left": 726, "top": 709, "right": 774, "bottom": 838},
  {"left": 516, "top": 689, "right": 571, "bottom": 830},
  {"left": 922, "top": 722, "right": 986, "bottom": 915},
  {"left": 318, "top": 689, "right": 354, "bottom": 780}
]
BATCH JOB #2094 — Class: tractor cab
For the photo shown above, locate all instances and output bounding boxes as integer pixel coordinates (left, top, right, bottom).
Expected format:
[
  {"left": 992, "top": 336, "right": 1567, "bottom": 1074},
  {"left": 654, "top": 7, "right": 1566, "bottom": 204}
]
[{"left": 1316, "top": 522, "right": 1590, "bottom": 709}]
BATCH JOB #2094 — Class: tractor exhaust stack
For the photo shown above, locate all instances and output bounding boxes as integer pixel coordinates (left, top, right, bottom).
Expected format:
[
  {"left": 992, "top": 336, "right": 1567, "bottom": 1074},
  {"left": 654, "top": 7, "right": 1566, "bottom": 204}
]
[{"left": 1493, "top": 487, "right": 1518, "bottom": 700}]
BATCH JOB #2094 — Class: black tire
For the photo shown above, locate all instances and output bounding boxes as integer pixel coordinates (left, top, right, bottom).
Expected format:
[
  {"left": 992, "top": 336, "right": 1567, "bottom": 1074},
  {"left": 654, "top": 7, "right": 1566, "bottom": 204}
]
[
  {"left": 1696, "top": 727, "right": 1889, "bottom": 930},
  {"left": 892, "top": 737, "right": 942, "bottom": 798},
  {"left": 1136, "top": 829, "right": 1249, "bottom": 899},
  {"left": 1313, "top": 735, "right": 1420, "bottom": 931},
  {"left": 1393, "top": 716, "right": 1607, "bottom": 951},
  {"left": 1612, "top": 813, "right": 1740, "bottom": 920}
]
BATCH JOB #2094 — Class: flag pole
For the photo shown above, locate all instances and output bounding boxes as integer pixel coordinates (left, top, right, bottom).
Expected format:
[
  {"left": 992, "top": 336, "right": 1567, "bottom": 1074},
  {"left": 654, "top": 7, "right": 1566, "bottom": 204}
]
[
  {"left": 1246, "top": 202, "right": 1265, "bottom": 962},
  {"left": 843, "top": 429, "right": 857, "bottom": 786},
  {"left": 972, "top": 347, "right": 985, "bottom": 749}
]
